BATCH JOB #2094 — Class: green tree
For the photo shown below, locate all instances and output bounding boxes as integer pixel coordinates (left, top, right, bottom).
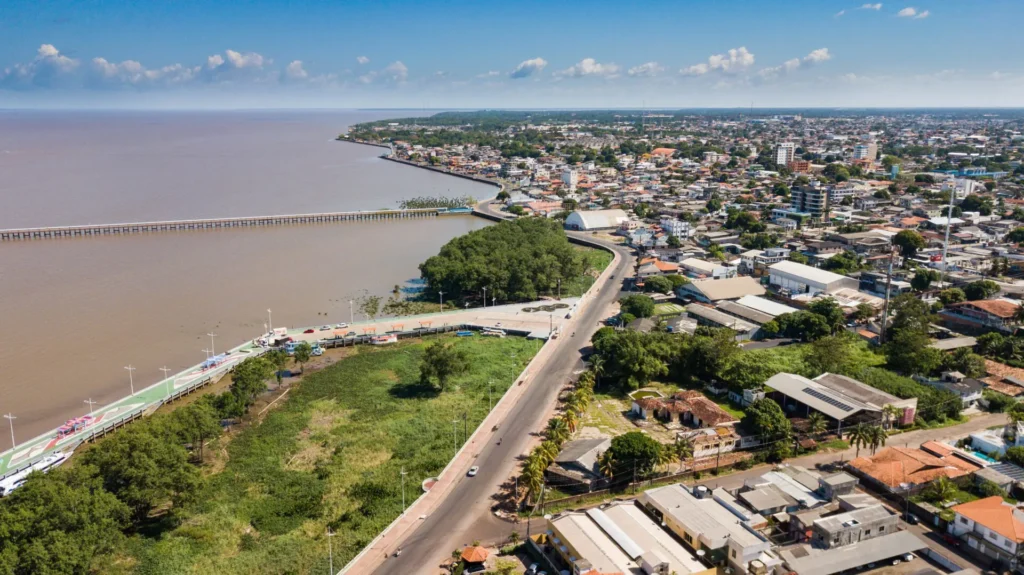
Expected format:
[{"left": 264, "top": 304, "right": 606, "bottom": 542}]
[
  {"left": 940, "top": 348, "right": 986, "bottom": 378},
  {"left": 889, "top": 294, "right": 935, "bottom": 337},
  {"left": 938, "top": 288, "right": 966, "bottom": 307},
  {"left": 546, "top": 417, "right": 569, "bottom": 446},
  {"left": 419, "top": 341, "right": 470, "bottom": 391},
  {"left": 673, "top": 438, "right": 694, "bottom": 472},
  {"left": 807, "top": 412, "right": 828, "bottom": 436},
  {"left": 886, "top": 329, "right": 941, "bottom": 375},
  {"left": 225, "top": 356, "right": 276, "bottom": 415},
  {"left": 619, "top": 294, "right": 656, "bottom": 318},
  {"left": 806, "top": 335, "right": 852, "bottom": 374},
  {"left": 922, "top": 476, "right": 957, "bottom": 503},
  {"left": 706, "top": 194, "right": 722, "bottom": 213},
  {"left": 1006, "top": 227, "right": 1024, "bottom": 244},
  {"left": 963, "top": 280, "right": 999, "bottom": 301},
  {"left": 893, "top": 230, "right": 926, "bottom": 260},
  {"left": 359, "top": 295, "right": 382, "bottom": 320},
  {"left": 852, "top": 303, "right": 876, "bottom": 323},
  {"left": 773, "top": 311, "right": 831, "bottom": 342},
  {"left": 868, "top": 425, "right": 888, "bottom": 454},
  {"left": 847, "top": 423, "right": 872, "bottom": 458},
  {"left": 266, "top": 348, "right": 288, "bottom": 383},
  {"left": 790, "top": 251, "right": 809, "bottom": 264},
  {"left": 667, "top": 235, "right": 682, "bottom": 248},
  {"left": 1004, "top": 446, "right": 1024, "bottom": 467},
  {"left": 960, "top": 194, "right": 994, "bottom": 215},
  {"left": 592, "top": 331, "right": 669, "bottom": 391},
  {"left": 293, "top": 341, "right": 312, "bottom": 374},
  {"left": 607, "top": 432, "right": 663, "bottom": 479},
  {"left": 81, "top": 425, "right": 202, "bottom": 523},
  {"left": 911, "top": 269, "right": 940, "bottom": 292},
  {"left": 808, "top": 298, "right": 846, "bottom": 334},
  {"left": 0, "top": 466, "right": 130, "bottom": 575},
  {"left": 168, "top": 400, "right": 221, "bottom": 462},
  {"left": 643, "top": 275, "right": 673, "bottom": 294}
]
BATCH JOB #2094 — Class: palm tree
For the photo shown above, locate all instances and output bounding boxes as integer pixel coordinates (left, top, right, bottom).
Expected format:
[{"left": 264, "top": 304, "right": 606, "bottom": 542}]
[
  {"left": 508, "top": 530, "right": 521, "bottom": 546},
  {"left": 848, "top": 423, "right": 872, "bottom": 458},
  {"left": 563, "top": 410, "right": 580, "bottom": 434},
  {"left": 868, "top": 425, "right": 888, "bottom": 455},
  {"left": 537, "top": 441, "right": 560, "bottom": 466},
  {"left": 587, "top": 356, "right": 606, "bottom": 389},
  {"left": 521, "top": 458, "right": 545, "bottom": 504},
  {"left": 923, "top": 476, "right": 957, "bottom": 504},
  {"left": 598, "top": 450, "right": 616, "bottom": 479},
  {"left": 807, "top": 412, "right": 827, "bottom": 437},
  {"left": 673, "top": 438, "right": 694, "bottom": 473},
  {"left": 882, "top": 405, "right": 903, "bottom": 430},
  {"left": 655, "top": 444, "right": 674, "bottom": 471},
  {"left": 546, "top": 417, "right": 569, "bottom": 445}
]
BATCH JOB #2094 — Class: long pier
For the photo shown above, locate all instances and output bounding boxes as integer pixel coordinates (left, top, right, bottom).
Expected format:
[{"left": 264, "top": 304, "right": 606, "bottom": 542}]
[{"left": 0, "top": 207, "right": 471, "bottom": 242}]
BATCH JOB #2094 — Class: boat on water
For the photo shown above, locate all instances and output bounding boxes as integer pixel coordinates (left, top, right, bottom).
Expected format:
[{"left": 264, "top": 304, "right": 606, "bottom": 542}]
[{"left": 0, "top": 451, "right": 70, "bottom": 496}]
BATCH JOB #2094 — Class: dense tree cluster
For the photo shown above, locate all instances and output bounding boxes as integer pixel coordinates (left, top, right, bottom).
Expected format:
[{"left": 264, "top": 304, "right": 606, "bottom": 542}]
[{"left": 419, "top": 218, "right": 584, "bottom": 302}]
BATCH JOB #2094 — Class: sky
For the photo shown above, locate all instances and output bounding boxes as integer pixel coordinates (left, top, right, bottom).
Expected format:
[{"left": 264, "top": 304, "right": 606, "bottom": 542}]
[{"left": 1, "top": 0, "right": 1022, "bottom": 109}]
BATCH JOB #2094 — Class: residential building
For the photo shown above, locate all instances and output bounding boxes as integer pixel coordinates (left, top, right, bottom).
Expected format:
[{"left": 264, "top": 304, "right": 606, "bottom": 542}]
[
  {"left": 788, "top": 159, "right": 812, "bottom": 173},
  {"left": 950, "top": 497, "right": 1024, "bottom": 565},
  {"left": 918, "top": 371, "right": 984, "bottom": 408},
  {"left": 940, "top": 299, "right": 1022, "bottom": 333},
  {"left": 545, "top": 437, "right": 611, "bottom": 493},
  {"left": 768, "top": 260, "right": 860, "bottom": 296},
  {"left": 775, "top": 142, "right": 796, "bottom": 167},
  {"left": 969, "top": 423, "right": 1024, "bottom": 457},
  {"left": 677, "top": 276, "right": 766, "bottom": 303},
  {"left": 811, "top": 505, "right": 897, "bottom": 548},
  {"left": 680, "top": 257, "right": 734, "bottom": 279},
  {"left": 847, "top": 445, "right": 981, "bottom": 492},
  {"left": 561, "top": 168, "right": 579, "bottom": 192},
  {"left": 661, "top": 217, "right": 694, "bottom": 238},
  {"left": 791, "top": 183, "right": 831, "bottom": 220},
  {"left": 639, "top": 484, "right": 781, "bottom": 575},
  {"left": 853, "top": 142, "right": 878, "bottom": 161},
  {"left": 564, "top": 209, "right": 630, "bottom": 231},
  {"left": 545, "top": 502, "right": 714, "bottom": 575},
  {"left": 779, "top": 531, "right": 928, "bottom": 575},
  {"left": 764, "top": 372, "right": 917, "bottom": 428},
  {"left": 630, "top": 390, "right": 739, "bottom": 428}
]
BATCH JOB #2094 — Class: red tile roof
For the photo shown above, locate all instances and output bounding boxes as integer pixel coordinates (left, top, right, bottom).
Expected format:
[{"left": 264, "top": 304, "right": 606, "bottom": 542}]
[
  {"left": 951, "top": 300, "right": 1020, "bottom": 319},
  {"left": 953, "top": 497, "right": 1024, "bottom": 542}
]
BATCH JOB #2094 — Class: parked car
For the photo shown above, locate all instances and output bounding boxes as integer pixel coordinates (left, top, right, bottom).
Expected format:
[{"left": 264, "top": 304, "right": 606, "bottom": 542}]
[
  {"left": 467, "top": 466, "right": 479, "bottom": 477},
  {"left": 335, "top": 323, "right": 348, "bottom": 329},
  {"left": 303, "top": 328, "right": 315, "bottom": 334},
  {"left": 905, "top": 513, "right": 919, "bottom": 525},
  {"left": 319, "top": 325, "right": 331, "bottom": 331},
  {"left": 345, "top": 331, "right": 356, "bottom": 337},
  {"left": 903, "top": 554, "right": 915, "bottom": 561}
]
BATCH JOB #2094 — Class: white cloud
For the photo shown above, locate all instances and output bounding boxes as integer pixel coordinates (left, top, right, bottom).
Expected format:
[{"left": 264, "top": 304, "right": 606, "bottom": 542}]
[
  {"left": 356, "top": 56, "right": 369, "bottom": 65},
  {"left": 627, "top": 62, "right": 664, "bottom": 77},
  {"left": 758, "top": 48, "right": 832, "bottom": 80},
  {"left": 359, "top": 61, "right": 408, "bottom": 84},
  {"left": 555, "top": 58, "right": 620, "bottom": 78},
  {"left": 509, "top": 57, "right": 547, "bottom": 79},
  {"left": 681, "top": 47, "right": 754, "bottom": 76},
  {"left": 476, "top": 70, "right": 500, "bottom": 78},
  {"left": 898, "top": 6, "right": 928, "bottom": 18},
  {"left": 835, "top": 9, "right": 846, "bottom": 17},
  {"left": 861, "top": 3, "right": 883, "bottom": 10},
  {"left": 283, "top": 60, "right": 308, "bottom": 81},
  {"left": 0, "top": 44, "right": 79, "bottom": 88}
]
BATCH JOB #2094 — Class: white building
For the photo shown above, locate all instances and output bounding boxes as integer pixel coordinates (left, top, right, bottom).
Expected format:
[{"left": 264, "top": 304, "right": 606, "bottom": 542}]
[
  {"left": 942, "top": 177, "right": 984, "bottom": 200},
  {"left": 775, "top": 142, "right": 796, "bottom": 166},
  {"left": 660, "top": 217, "right": 694, "bottom": 238},
  {"left": 853, "top": 142, "right": 878, "bottom": 161},
  {"left": 564, "top": 209, "right": 630, "bottom": 231},
  {"left": 561, "top": 168, "right": 579, "bottom": 192},
  {"left": 768, "top": 260, "right": 860, "bottom": 296}
]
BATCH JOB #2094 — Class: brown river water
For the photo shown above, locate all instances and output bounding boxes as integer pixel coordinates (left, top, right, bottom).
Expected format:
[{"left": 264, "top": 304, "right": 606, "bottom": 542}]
[{"left": 0, "top": 110, "right": 493, "bottom": 441}]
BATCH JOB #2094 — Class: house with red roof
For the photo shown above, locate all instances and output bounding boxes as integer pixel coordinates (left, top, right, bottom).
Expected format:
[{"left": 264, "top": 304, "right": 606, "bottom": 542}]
[
  {"left": 950, "top": 496, "right": 1024, "bottom": 565},
  {"left": 940, "top": 299, "right": 1022, "bottom": 333}
]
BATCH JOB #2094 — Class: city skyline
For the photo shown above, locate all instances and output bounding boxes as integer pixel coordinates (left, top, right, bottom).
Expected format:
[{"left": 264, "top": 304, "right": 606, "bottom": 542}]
[{"left": 1, "top": 0, "right": 1022, "bottom": 109}]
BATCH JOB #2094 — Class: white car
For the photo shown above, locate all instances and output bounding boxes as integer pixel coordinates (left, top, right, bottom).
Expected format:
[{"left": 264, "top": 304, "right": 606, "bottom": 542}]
[
  {"left": 335, "top": 323, "right": 348, "bottom": 329},
  {"left": 467, "top": 466, "right": 480, "bottom": 477},
  {"left": 903, "top": 554, "right": 915, "bottom": 561},
  {"left": 319, "top": 325, "right": 331, "bottom": 331}
]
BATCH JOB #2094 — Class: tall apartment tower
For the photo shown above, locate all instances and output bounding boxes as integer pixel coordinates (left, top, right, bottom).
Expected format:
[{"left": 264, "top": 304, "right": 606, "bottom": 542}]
[
  {"left": 562, "top": 168, "right": 579, "bottom": 192},
  {"left": 774, "top": 142, "right": 796, "bottom": 167},
  {"left": 853, "top": 142, "right": 879, "bottom": 161},
  {"left": 791, "top": 181, "right": 831, "bottom": 220}
]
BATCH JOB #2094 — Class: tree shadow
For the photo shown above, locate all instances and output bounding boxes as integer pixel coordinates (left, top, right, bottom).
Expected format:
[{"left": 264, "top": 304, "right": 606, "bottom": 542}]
[{"left": 388, "top": 381, "right": 441, "bottom": 399}]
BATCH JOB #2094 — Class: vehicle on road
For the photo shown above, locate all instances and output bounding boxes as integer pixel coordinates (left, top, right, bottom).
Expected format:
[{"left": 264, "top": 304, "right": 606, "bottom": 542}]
[
  {"left": 0, "top": 451, "right": 70, "bottom": 496},
  {"left": 319, "top": 325, "right": 331, "bottom": 331},
  {"left": 371, "top": 334, "right": 398, "bottom": 345},
  {"left": 335, "top": 323, "right": 348, "bottom": 329},
  {"left": 345, "top": 331, "right": 356, "bottom": 337},
  {"left": 303, "top": 328, "right": 315, "bottom": 334},
  {"left": 467, "top": 466, "right": 479, "bottom": 477},
  {"left": 905, "top": 513, "right": 919, "bottom": 525}
]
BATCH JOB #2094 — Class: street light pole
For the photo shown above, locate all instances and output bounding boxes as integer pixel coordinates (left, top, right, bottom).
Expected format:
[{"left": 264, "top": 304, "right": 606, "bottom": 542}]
[
  {"left": 401, "top": 466, "right": 408, "bottom": 513},
  {"left": 202, "top": 348, "right": 212, "bottom": 359},
  {"left": 2, "top": 414, "right": 15, "bottom": 449},
  {"left": 84, "top": 398, "right": 97, "bottom": 417},
  {"left": 124, "top": 365, "right": 136, "bottom": 396},
  {"left": 349, "top": 300, "right": 354, "bottom": 324},
  {"left": 267, "top": 308, "right": 273, "bottom": 330},
  {"left": 482, "top": 287, "right": 487, "bottom": 308},
  {"left": 439, "top": 291, "right": 445, "bottom": 312},
  {"left": 452, "top": 419, "right": 459, "bottom": 456},
  {"left": 327, "top": 529, "right": 335, "bottom": 574},
  {"left": 160, "top": 366, "right": 172, "bottom": 399},
  {"left": 207, "top": 332, "right": 217, "bottom": 356},
  {"left": 557, "top": 278, "right": 561, "bottom": 300}
]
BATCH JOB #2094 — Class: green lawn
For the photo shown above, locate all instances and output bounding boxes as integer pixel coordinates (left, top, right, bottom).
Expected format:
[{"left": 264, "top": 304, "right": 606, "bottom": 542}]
[
  {"left": 563, "top": 246, "right": 614, "bottom": 297},
  {"left": 654, "top": 303, "right": 685, "bottom": 316},
  {"left": 126, "top": 335, "right": 542, "bottom": 574}
]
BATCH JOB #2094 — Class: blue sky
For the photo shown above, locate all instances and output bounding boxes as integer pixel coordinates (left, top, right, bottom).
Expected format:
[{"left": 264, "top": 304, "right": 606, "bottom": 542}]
[{"left": 1, "top": 0, "right": 1021, "bottom": 108}]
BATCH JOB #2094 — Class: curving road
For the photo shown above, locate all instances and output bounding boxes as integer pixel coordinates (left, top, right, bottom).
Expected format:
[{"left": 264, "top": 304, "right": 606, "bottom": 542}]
[{"left": 376, "top": 218, "right": 634, "bottom": 574}]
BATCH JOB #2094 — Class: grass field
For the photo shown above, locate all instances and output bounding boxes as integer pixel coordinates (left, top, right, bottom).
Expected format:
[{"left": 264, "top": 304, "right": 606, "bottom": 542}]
[
  {"left": 654, "top": 303, "right": 685, "bottom": 316},
  {"left": 126, "top": 335, "right": 542, "bottom": 574},
  {"left": 563, "top": 246, "right": 614, "bottom": 297}
]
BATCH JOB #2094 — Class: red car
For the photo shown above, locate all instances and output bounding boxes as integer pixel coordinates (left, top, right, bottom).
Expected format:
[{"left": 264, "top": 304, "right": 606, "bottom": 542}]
[{"left": 303, "top": 328, "right": 315, "bottom": 334}]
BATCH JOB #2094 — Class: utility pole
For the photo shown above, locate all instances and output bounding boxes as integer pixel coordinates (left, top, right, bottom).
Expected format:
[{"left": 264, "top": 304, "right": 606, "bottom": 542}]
[
  {"left": 84, "top": 398, "right": 97, "bottom": 417},
  {"left": 557, "top": 279, "right": 561, "bottom": 300},
  {"left": 632, "top": 461, "right": 637, "bottom": 495},
  {"left": 327, "top": 529, "right": 335, "bottom": 575},
  {"left": 400, "top": 467, "right": 408, "bottom": 513},
  {"left": 267, "top": 308, "right": 273, "bottom": 330},
  {"left": 2, "top": 414, "right": 15, "bottom": 449},
  {"left": 463, "top": 412, "right": 468, "bottom": 443},
  {"left": 452, "top": 419, "right": 459, "bottom": 456},
  {"left": 124, "top": 365, "right": 136, "bottom": 396},
  {"left": 349, "top": 300, "right": 354, "bottom": 324},
  {"left": 489, "top": 380, "right": 494, "bottom": 412},
  {"left": 439, "top": 291, "right": 445, "bottom": 313},
  {"left": 207, "top": 332, "right": 217, "bottom": 356},
  {"left": 880, "top": 246, "right": 896, "bottom": 344},
  {"left": 940, "top": 184, "right": 956, "bottom": 286},
  {"left": 483, "top": 287, "right": 488, "bottom": 308}
]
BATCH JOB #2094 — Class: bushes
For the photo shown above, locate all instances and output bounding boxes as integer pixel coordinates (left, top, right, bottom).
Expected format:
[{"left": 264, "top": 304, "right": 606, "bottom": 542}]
[{"left": 852, "top": 367, "right": 962, "bottom": 421}]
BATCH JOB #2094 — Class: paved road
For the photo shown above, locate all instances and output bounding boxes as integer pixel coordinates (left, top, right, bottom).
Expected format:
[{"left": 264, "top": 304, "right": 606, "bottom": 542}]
[{"left": 378, "top": 234, "right": 634, "bottom": 574}]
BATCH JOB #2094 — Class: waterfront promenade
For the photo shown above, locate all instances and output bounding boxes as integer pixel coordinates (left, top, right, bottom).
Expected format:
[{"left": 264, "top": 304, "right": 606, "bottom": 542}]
[{"left": 0, "top": 299, "right": 577, "bottom": 480}]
